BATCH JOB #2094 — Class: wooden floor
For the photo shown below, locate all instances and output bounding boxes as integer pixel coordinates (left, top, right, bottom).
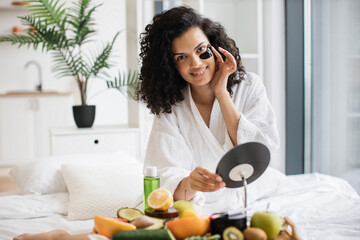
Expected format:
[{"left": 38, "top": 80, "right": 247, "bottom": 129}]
[{"left": 0, "top": 176, "right": 20, "bottom": 193}]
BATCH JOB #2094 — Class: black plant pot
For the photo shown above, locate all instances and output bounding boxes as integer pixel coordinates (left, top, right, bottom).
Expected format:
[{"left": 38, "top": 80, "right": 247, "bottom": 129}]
[{"left": 72, "top": 105, "right": 96, "bottom": 128}]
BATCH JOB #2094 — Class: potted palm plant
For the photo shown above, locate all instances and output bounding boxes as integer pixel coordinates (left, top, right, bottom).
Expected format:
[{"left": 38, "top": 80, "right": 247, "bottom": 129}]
[{"left": 0, "top": 0, "right": 139, "bottom": 128}]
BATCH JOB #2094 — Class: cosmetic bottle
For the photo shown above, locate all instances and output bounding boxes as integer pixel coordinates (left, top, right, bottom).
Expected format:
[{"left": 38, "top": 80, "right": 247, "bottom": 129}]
[{"left": 144, "top": 166, "right": 160, "bottom": 211}]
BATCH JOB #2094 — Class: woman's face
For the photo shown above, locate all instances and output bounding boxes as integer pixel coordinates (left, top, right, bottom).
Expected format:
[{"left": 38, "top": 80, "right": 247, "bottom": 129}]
[{"left": 172, "top": 27, "right": 215, "bottom": 87}]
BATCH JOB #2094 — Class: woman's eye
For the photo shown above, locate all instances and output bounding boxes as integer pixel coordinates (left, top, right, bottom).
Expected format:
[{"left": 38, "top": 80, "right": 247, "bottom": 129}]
[
  {"left": 198, "top": 46, "right": 205, "bottom": 53},
  {"left": 176, "top": 55, "right": 185, "bottom": 61}
]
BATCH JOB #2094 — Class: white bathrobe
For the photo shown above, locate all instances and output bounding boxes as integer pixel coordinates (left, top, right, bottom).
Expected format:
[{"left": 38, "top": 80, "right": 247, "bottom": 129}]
[{"left": 144, "top": 72, "right": 280, "bottom": 215}]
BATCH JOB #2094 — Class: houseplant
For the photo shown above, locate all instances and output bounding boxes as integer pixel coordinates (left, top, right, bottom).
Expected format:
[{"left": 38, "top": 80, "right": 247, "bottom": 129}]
[{"left": 0, "top": 0, "right": 139, "bottom": 128}]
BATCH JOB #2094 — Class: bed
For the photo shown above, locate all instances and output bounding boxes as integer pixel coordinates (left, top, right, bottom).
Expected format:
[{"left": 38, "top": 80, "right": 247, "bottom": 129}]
[{"left": 0, "top": 151, "right": 359, "bottom": 240}]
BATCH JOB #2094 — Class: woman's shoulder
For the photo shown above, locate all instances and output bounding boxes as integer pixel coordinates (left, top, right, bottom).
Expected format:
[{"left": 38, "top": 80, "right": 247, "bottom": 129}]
[
  {"left": 242, "top": 71, "right": 262, "bottom": 85},
  {"left": 232, "top": 72, "right": 263, "bottom": 91},
  {"left": 231, "top": 71, "right": 266, "bottom": 102}
]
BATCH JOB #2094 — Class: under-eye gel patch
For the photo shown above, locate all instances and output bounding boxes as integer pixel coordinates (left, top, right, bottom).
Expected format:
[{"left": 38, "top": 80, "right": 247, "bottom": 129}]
[{"left": 200, "top": 44, "right": 213, "bottom": 59}]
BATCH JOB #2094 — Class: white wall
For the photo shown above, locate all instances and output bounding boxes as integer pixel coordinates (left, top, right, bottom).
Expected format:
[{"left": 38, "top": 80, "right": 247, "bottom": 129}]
[{"left": 263, "top": 0, "right": 286, "bottom": 172}]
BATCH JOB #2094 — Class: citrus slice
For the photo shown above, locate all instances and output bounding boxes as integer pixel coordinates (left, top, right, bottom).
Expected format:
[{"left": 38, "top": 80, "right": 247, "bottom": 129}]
[{"left": 147, "top": 188, "right": 173, "bottom": 211}]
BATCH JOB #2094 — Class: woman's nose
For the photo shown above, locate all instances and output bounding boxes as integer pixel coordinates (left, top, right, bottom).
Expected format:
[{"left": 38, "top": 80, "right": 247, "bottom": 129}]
[{"left": 190, "top": 55, "right": 202, "bottom": 68}]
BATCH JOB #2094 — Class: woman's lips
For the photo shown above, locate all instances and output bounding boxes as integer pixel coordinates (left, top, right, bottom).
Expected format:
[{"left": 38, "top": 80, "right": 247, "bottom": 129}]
[{"left": 191, "top": 67, "right": 207, "bottom": 77}]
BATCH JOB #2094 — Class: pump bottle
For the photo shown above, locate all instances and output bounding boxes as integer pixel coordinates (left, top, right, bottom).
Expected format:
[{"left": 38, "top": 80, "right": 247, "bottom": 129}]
[{"left": 144, "top": 166, "right": 160, "bottom": 211}]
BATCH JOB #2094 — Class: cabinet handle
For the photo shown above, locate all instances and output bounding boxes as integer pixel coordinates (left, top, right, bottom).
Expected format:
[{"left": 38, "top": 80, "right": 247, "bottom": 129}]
[{"left": 94, "top": 139, "right": 99, "bottom": 144}]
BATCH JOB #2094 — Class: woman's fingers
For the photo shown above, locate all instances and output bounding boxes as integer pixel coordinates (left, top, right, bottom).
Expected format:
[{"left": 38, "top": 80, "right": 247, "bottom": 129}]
[
  {"left": 197, "top": 167, "right": 223, "bottom": 182},
  {"left": 211, "top": 46, "right": 237, "bottom": 72},
  {"left": 191, "top": 182, "right": 220, "bottom": 192},
  {"left": 190, "top": 179, "right": 224, "bottom": 192},
  {"left": 217, "top": 47, "right": 237, "bottom": 71},
  {"left": 189, "top": 166, "right": 226, "bottom": 192},
  {"left": 210, "top": 46, "right": 224, "bottom": 64}
]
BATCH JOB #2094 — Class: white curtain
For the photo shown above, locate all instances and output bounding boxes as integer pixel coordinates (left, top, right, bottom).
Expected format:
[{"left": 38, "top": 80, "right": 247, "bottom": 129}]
[{"left": 310, "top": 0, "right": 360, "bottom": 180}]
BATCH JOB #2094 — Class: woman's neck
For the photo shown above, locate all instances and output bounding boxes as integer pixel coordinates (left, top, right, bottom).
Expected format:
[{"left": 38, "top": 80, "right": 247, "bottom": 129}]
[{"left": 190, "top": 84, "right": 215, "bottom": 106}]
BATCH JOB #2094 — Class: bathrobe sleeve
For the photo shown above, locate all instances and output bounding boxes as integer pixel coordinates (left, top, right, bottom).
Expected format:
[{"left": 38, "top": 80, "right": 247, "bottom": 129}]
[
  {"left": 235, "top": 73, "right": 280, "bottom": 155},
  {"left": 144, "top": 113, "right": 194, "bottom": 196}
]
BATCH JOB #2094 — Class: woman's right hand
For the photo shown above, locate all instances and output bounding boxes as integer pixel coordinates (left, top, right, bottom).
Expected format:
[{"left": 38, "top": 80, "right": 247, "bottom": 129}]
[{"left": 189, "top": 166, "right": 226, "bottom": 192}]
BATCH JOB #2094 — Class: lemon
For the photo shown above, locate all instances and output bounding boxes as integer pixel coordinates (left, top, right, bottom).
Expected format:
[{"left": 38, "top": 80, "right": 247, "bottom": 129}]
[{"left": 147, "top": 188, "right": 173, "bottom": 211}]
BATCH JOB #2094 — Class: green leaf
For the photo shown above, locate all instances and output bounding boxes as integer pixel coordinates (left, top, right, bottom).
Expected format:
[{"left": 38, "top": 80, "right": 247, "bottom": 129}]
[
  {"left": 24, "top": 0, "right": 66, "bottom": 30},
  {"left": 105, "top": 69, "right": 139, "bottom": 100},
  {"left": 67, "top": 0, "right": 99, "bottom": 45}
]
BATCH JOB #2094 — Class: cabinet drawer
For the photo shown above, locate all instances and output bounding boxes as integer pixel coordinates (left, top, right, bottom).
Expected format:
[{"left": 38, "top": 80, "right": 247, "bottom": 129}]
[{"left": 51, "top": 131, "right": 140, "bottom": 158}]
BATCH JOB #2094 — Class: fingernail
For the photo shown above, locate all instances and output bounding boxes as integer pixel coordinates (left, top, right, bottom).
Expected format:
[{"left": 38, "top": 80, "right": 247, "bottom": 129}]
[{"left": 216, "top": 176, "right": 222, "bottom": 181}]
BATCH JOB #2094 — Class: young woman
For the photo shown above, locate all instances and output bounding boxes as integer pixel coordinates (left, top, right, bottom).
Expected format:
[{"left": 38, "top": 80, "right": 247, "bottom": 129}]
[
  {"left": 138, "top": 6, "right": 279, "bottom": 215},
  {"left": 13, "top": 5, "right": 279, "bottom": 240}
]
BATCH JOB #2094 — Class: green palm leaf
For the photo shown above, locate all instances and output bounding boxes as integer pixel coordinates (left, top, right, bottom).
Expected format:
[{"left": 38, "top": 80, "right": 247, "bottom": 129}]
[
  {"left": 87, "top": 32, "right": 120, "bottom": 78},
  {"left": 24, "top": 0, "right": 66, "bottom": 30},
  {"left": 19, "top": 15, "right": 69, "bottom": 51},
  {"left": 67, "top": 0, "right": 99, "bottom": 45},
  {"left": 51, "top": 50, "right": 84, "bottom": 79},
  {"left": 106, "top": 70, "right": 139, "bottom": 100},
  {"left": 0, "top": 33, "right": 43, "bottom": 50}
]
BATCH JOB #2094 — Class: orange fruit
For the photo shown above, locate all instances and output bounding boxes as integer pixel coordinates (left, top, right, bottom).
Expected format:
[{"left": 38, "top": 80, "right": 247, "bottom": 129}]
[
  {"left": 166, "top": 216, "right": 210, "bottom": 240},
  {"left": 147, "top": 188, "right": 173, "bottom": 211},
  {"left": 181, "top": 209, "right": 197, "bottom": 218},
  {"left": 94, "top": 215, "right": 136, "bottom": 238}
]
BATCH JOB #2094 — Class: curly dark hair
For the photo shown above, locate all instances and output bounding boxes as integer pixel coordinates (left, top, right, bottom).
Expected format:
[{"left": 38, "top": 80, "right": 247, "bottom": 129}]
[{"left": 136, "top": 6, "right": 246, "bottom": 115}]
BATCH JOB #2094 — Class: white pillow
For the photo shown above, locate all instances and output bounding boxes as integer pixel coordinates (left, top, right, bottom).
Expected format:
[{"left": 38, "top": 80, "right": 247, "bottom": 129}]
[
  {"left": 62, "top": 162, "right": 144, "bottom": 220},
  {"left": 9, "top": 151, "right": 139, "bottom": 195},
  {"left": 245, "top": 167, "right": 291, "bottom": 203}
]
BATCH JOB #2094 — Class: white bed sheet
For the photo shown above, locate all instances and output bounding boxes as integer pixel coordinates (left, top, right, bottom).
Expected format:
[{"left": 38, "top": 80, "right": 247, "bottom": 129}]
[
  {"left": 249, "top": 173, "right": 360, "bottom": 240},
  {"left": 0, "top": 192, "right": 93, "bottom": 239},
  {"left": 0, "top": 173, "right": 359, "bottom": 240}
]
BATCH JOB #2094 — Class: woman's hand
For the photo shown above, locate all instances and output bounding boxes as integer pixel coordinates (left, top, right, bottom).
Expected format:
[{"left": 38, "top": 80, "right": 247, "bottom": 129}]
[
  {"left": 174, "top": 166, "right": 226, "bottom": 201},
  {"left": 189, "top": 166, "right": 226, "bottom": 192},
  {"left": 210, "top": 46, "right": 237, "bottom": 97}
]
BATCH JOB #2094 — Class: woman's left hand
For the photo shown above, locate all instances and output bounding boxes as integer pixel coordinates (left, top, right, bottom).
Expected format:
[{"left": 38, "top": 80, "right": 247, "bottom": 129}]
[{"left": 210, "top": 46, "right": 237, "bottom": 97}]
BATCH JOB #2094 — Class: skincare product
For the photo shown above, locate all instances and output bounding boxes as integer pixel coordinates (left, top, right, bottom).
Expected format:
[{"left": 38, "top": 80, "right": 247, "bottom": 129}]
[{"left": 144, "top": 166, "right": 160, "bottom": 211}]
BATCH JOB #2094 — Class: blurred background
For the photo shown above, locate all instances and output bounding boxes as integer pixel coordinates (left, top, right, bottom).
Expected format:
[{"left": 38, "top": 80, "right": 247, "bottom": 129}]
[{"left": 0, "top": 0, "right": 359, "bottom": 193}]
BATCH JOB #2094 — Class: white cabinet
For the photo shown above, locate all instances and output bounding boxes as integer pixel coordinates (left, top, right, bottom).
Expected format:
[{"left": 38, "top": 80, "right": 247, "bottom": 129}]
[
  {"left": 50, "top": 125, "right": 141, "bottom": 159},
  {"left": 0, "top": 93, "right": 74, "bottom": 166},
  {"left": 0, "top": 97, "right": 34, "bottom": 166}
]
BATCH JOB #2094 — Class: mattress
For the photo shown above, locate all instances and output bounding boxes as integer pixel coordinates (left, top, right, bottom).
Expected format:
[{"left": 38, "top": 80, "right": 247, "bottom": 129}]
[{"left": 0, "top": 173, "right": 359, "bottom": 240}]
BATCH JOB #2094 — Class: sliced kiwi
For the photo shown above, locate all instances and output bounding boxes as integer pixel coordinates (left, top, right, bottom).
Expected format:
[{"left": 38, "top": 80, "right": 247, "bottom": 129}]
[
  {"left": 184, "top": 234, "right": 221, "bottom": 240},
  {"left": 117, "top": 207, "right": 143, "bottom": 221},
  {"left": 222, "top": 226, "right": 244, "bottom": 240}
]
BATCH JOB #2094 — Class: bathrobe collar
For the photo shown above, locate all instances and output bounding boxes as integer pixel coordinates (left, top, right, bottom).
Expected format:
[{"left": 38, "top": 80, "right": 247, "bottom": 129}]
[{"left": 185, "top": 85, "right": 232, "bottom": 158}]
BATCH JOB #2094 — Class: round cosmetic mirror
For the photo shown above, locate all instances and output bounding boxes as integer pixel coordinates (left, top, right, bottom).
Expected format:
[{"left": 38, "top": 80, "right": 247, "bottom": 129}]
[{"left": 216, "top": 142, "right": 270, "bottom": 188}]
